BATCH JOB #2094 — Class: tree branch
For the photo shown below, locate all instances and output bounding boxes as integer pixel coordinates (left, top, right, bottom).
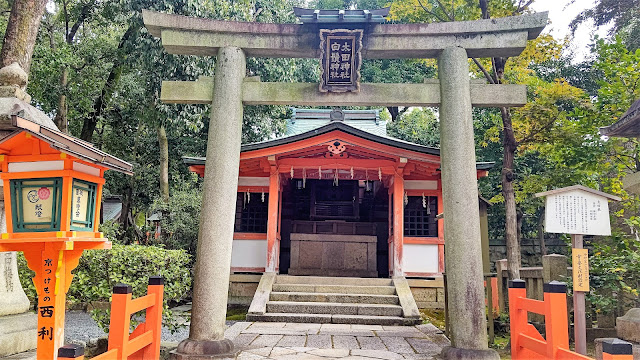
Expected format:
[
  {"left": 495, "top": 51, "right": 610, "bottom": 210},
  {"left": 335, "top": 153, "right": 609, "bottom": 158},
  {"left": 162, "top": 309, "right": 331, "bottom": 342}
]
[
  {"left": 515, "top": 0, "right": 535, "bottom": 15},
  {"left": 416, "top": 0, "right": 447, "bottom": 22},
  {"left": 472, "top": 58, "right": 496, "bottom": 84},
  {"left": 433, "top": 0, "right": 454, "bottom": 21}
]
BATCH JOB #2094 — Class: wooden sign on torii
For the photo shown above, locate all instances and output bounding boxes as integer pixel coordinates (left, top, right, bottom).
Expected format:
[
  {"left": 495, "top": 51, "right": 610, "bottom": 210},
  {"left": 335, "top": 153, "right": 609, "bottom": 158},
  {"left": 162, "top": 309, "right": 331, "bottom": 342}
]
[{"left": 142, "top": 9, "right": 548, "bottom": 360}]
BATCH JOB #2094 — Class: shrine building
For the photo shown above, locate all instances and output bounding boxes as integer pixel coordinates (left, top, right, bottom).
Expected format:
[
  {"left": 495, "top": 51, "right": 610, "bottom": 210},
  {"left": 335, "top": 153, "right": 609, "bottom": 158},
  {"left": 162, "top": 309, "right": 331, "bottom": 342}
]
[{"left": 185, "top": 108, "right": 492, "bottom": 279}]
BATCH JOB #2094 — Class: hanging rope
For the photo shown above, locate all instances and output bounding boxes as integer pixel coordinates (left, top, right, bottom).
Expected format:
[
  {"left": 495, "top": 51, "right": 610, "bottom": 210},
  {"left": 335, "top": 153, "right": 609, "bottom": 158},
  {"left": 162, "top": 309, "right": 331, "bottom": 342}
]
[
  {"left": 404, "top": 191, "right": 408, "bottom": 206},
  {"left": 350, "top": 167, "right": 354, "bottom": 179},
  {"left": 261, "top": 191, "right": 265, "bottom": 203},
  {"left": 303, "top": 168, "right": 306, "bottom": 188},
  {"left": 422, "top": 193, "right": 427, "bottom": 209},
  {"left": 290, "top": 166, "right": 294, "bottom": 179},
  {"left": 378, "top": 167, "right": 382, "bottom": 181},
  {"left": 318, "top": 166, "right": 322, "bottom": 180}
]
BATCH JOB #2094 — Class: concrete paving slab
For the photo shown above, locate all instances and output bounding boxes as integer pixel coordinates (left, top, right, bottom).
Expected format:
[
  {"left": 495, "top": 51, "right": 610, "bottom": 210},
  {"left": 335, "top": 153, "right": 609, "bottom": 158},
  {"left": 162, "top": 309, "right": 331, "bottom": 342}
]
[
  {"left": 225, "top": 321, "right": 252, "bottom": 340},
  {"left": 351, "top": 349, "right": 404, "bottom": 359},
  {"left": 277, "top": 335, "right": 307, "bottom": 347},
  {"left": 404, "top": 338, "right": 442, "bottom": 355},
  {"left": 333, "top": 335, "right": 360, "bottom": 349},
  {"left": 352, "top": 324, "right": 384, "bottom": 331},
  {"left": 269, "top": 347, "right": 299, "bottom": 357},
  {"left": 245, "top": 347, "right": 273, "bottom": 356},
  {"left": 380, "top": 336, "right": 415, "bottom": 354},
  {"left": 308, "top": 348, "right": 350, "bottom": 357},
  {"left": 250, "top": 334, "right": 284, "bottom": 347},
  {"left": 357, "top": 335, "right": 387, "bottom": 350},
  {"left": 306, "top": 334, "right": 332, "bottom": 348},
  {"left": 234, "top": 333, "right": 259, "bottom": 347},
  {"left": 225, "top": 321, "right": 447, "bottom": 360}
]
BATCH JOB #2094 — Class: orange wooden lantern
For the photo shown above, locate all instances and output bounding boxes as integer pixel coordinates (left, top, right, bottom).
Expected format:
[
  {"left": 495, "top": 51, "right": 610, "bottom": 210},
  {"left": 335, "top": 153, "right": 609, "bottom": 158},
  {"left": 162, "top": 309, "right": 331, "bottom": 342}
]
[{"left": 0, "top": 116, "right": 133, "bottom": 359}]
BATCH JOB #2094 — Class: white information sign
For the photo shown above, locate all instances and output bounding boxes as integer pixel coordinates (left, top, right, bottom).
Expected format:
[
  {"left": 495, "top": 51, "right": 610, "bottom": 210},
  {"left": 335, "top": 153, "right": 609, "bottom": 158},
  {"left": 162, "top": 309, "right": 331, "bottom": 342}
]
[{"left": 544, "top": 189, "right": 612, "bottom": 236}]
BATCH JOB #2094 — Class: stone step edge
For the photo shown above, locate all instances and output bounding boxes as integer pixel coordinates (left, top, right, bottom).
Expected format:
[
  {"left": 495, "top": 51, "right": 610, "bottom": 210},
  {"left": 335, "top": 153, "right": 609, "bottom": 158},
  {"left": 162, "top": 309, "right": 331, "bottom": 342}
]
[
  {"left": 269, "top": 291, "right": 399, "bottom": 299},
  {"left": 272, "top": 284, "right": 396, "bottom": 292},
  {"left": 275, "top": 275, "right": 394, "bottom": 286},
  {"left": 246, "top": 312, "right": 420, "bottom": 326},
  {"left": 266, "top": 301, "right": 402, "bottom": 309}
]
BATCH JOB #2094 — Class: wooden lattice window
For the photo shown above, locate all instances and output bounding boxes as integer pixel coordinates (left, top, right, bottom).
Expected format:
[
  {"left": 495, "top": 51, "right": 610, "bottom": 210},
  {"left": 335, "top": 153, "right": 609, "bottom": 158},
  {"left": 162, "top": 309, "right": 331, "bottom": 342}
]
[
  {"left": 234, "top": 192, "right": 269, "bottom": 233},
  {"left": 404, "top": 196, "right": 438, "bottom": 237}
]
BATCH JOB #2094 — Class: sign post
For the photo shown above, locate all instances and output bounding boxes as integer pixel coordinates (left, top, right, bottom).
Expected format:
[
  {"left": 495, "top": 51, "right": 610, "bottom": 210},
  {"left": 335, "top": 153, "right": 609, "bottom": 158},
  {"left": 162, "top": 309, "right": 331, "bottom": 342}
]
[{"left": 535, "top": 185, "right": 620, "bottom": 355}]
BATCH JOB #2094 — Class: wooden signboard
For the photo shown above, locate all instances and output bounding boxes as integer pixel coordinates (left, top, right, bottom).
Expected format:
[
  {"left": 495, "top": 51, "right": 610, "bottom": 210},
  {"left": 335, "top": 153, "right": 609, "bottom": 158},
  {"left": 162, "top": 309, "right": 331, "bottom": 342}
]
[
  {"left": 544, "top": 189, "right": 612, "bottom": 236},
  {"left": 319, "top": 29, "right": 362, "bottom": 93},
  {"left": 535, "top": 185, "right": 620, "bottom": 355},
  {"left": 572, "top": 248, "right": 589, "bottom": 292}
]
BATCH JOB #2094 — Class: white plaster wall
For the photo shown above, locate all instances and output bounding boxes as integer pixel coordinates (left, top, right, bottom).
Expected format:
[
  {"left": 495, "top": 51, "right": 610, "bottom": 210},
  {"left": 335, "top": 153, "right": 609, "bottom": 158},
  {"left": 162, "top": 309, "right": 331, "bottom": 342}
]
[
  {"left": 231, "top": 239, "right": 267, "bottom": 268},
  {"left": 403, "top": 244, "right": 439, "bottom": 273}
]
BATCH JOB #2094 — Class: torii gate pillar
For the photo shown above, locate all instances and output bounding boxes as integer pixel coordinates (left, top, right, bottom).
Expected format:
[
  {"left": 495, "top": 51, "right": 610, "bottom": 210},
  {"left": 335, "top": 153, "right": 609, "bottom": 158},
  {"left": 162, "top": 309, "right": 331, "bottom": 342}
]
[
  {"left": 172, "top": 47, "right": 245, "bottom": 359},
  {"left": 439, "top": 47, "right": 498, "bottom": 359}
]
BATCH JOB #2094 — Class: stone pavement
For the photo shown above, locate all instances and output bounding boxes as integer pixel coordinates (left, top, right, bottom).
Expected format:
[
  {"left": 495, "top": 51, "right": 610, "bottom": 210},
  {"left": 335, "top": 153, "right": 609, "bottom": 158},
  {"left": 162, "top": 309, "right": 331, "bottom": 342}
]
[{"left": 225, "top": 322, "right": 449, "bottom": 359}]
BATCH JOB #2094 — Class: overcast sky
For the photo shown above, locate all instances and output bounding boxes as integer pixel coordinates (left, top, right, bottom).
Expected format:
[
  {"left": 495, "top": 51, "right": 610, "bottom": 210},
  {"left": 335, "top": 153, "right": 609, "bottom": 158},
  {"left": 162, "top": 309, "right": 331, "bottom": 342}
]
[{"left": 530, "top": 0, "right": 612, "bottom": 61}]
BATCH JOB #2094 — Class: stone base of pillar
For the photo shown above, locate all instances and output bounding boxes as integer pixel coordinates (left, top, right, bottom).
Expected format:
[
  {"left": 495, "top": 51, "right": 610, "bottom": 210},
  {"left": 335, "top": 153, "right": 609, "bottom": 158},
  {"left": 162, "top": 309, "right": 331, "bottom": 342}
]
[
  {"left": 441, "top": 346, "right": 500, "bottom": 360},
  {"left": 0, "top": 312, "right": 37, "bottom": 357},
  {"left": 170, "top": 339, "right": 240, "bottom": 359}
]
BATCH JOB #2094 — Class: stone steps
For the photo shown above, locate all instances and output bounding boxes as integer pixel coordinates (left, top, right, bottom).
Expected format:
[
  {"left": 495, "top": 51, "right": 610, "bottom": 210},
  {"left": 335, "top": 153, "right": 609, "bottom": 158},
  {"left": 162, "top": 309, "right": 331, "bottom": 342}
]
[
  {"left": 269, "top": 291, "right": 400, "bottom": 305},
  {"left": 266, "top": 301, "right": 403, "bottom": 317},
  {"left": 247, "top": 274, "right": 421, "bottom": 326},
  {"left": 271, "top": 283, "right": 397, "bottom": 295},
  {"left": 275, "top": 275, "right": 393, "bottom": 286},
  {"left": 247, "top": 312, "right": 413, "bottom": 326}
]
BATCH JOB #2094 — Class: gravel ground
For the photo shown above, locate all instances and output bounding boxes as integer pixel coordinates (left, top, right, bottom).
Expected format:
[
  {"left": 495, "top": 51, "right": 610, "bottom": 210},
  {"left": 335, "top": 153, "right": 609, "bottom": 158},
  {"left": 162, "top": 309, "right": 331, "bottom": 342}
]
[{"left": 64, "top": 310, "right": 237, "bottom": 344}]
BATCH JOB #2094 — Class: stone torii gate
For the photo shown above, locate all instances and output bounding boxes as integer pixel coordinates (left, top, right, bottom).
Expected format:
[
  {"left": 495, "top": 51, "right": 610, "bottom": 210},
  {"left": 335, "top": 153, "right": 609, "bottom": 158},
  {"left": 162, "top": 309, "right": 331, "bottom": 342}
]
[{"left": 142, "top": 10, "right": 547, "bottom": 360}]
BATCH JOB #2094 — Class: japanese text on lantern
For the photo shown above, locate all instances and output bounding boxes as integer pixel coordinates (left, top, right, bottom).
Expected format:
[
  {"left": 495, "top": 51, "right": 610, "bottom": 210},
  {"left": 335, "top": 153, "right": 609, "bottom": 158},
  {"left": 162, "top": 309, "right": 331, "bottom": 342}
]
[
  {"left": 320, "top": 29, "right": 362, "bottom": 92},
  {"left": 572, "top": 248, "right": 589, "bottom": 292},
  {"left": 38, "top": 257, "right": 55, "bottom": 341}
]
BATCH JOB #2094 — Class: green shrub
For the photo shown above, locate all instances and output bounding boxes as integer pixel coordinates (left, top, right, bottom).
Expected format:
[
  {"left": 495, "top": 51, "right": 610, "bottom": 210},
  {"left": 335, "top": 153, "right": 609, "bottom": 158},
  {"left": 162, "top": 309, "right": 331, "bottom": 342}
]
[
  {"left": 150, "top": 186, "right": 202, "bottom": 255},
  {"left": 18, "top": 244, "right": 192, "bottom": 333}
]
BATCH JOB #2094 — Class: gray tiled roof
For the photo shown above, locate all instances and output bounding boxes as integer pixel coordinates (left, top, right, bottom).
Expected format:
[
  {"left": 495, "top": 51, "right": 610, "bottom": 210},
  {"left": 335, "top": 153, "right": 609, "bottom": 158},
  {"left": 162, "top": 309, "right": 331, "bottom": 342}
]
[{"left": 286, "top": 108, "right": 387, "bottom": 137}]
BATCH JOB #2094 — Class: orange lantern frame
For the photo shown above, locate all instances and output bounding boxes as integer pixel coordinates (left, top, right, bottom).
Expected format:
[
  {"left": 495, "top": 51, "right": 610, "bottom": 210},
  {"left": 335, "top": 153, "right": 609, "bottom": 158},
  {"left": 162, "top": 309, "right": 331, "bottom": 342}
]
[{"left": 0, "top": 116, "right": 133, "bottom": 359}]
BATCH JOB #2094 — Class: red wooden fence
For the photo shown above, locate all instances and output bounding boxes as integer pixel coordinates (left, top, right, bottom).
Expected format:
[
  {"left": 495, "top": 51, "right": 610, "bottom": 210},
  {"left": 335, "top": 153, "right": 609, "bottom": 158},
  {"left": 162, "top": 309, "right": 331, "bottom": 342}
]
[
  {"left": 509, "top": 279, "right": 633, "bottom": 360},
  {"left": 58, "top": 276, "right": 164, "bottom": 360}
]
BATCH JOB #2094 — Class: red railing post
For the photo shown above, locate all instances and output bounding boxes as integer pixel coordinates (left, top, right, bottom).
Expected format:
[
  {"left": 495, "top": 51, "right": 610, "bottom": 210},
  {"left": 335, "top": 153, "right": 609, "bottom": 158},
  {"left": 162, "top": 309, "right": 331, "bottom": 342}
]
[
  {"left": 509, "top": 279, "right": 528, "bottom": 360},
  {"left": 142, "top": 276, "right": 164, "bottom": 359},
  {"left": 108, "top": 283, "right": 133, "bottom": 358},
  {"left": 602, "top": 339, "right": 634, "bottom": 360},
  {"left": 58, "top": 344, "right": 85, "bottom": 360},
  {"left": 543, "top": 281, "right": 569, "bottom": 359}
]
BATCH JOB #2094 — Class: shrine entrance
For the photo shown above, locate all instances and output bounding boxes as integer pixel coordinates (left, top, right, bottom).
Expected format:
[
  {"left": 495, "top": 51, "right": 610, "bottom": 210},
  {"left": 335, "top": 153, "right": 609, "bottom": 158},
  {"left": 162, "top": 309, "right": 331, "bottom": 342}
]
[
  {"left": 280, "top": 178, "right": 389, "bottom": 278},
  {"left": 144, "top": 7, "right": 548, "bottom": 359}
]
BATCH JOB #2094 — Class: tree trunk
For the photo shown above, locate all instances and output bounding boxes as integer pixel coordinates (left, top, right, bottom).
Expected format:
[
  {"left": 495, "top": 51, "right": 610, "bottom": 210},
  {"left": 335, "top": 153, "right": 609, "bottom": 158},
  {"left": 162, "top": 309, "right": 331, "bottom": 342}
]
[
  {"left": 158, "top": 124, "right": 169, "bottom": 203},
  {"left": 54, "top": 67, "right": 68, "bottom": 132},
  {"left": 80, "top": 25, "right": 136, "bottom": 142},
  {"left": 501, "top": 106, "right": 521, "bottom": 279},
  {"left": 538, "top": 209, "right": 547, "bottom": 256},
  {"left": 0, "top": 0, "right": 48, "bottom": 75}
]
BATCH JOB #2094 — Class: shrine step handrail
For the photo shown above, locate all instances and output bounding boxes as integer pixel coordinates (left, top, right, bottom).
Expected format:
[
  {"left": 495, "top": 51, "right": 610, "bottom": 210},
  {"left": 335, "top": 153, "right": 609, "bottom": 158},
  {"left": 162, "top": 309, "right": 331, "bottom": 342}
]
[
  {"left": 508, "top": 279, "right": 633, "bottom": 360},
  {"left": 58, "top": 276, "right": 164, "bottom": 360}
]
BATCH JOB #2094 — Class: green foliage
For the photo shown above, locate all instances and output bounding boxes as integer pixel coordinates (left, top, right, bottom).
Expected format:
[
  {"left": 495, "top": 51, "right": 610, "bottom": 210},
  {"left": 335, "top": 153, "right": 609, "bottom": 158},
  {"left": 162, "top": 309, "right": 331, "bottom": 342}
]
[
  {"left": 18, "top": 245, "right": 192, "bottom": 333},
  {"left": 150, "top": 182, "right": 203, "bottom": 254},
  {"left": 387, "top": 108, "right": 440, "bottom": 147},
  {"left": 589, "top": 231, "right": 640, "bottom": 314}
]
